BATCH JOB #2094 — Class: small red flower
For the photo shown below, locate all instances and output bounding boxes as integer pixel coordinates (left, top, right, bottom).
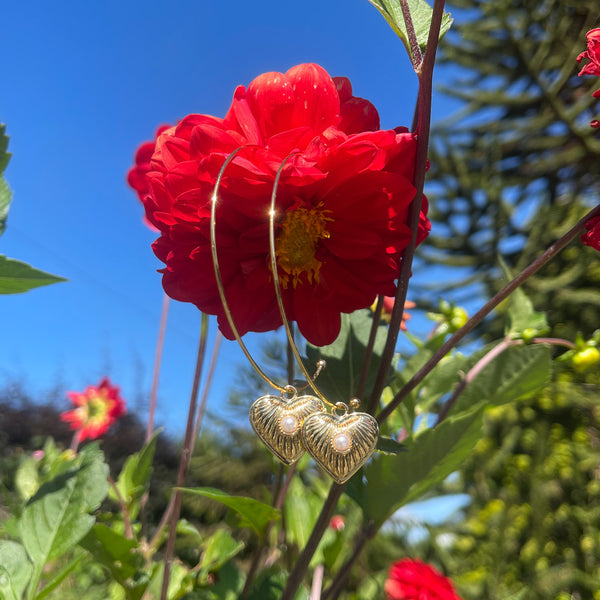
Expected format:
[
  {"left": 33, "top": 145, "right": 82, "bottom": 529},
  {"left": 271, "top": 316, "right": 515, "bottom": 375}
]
[
  {"left": 577, "top": 28, "right": 600, "bottom": 78},
  {"left": 577, "top": 28, "right": 600, "bottom": 127},
  {"left": 141, "top": 63, "right": 429, "bottom": 346},
  {"left": 375, "top": 296, "right": 416, "bottom": 330},
  {"left": 581, "top": 215, "right": 600, "bottom": 251},
  {"left": 385, "top": 559, "right": 463, "bottom": 600},
  {"left": 329, "top": 515, "right": 345, "bottom": 531},
  {"left": 61, "top": 378, "right": 126, "bottom": 441}
]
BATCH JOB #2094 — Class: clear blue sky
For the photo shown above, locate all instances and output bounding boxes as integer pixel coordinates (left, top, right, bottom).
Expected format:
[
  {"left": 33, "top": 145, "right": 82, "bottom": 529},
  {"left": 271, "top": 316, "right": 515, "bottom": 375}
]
[{"left": 1, "top": 0, "right": 452, "bottom": 434}]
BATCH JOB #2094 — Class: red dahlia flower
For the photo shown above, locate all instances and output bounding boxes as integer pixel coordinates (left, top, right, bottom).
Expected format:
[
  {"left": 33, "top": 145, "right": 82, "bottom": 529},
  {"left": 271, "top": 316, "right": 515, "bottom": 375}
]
[
  {"left": 61, "top": 377, "right": 126, "bottom": 441},
  {"left": 577, "top": 28, "right": 600, "bottom": 127},
  {"left": 385, "top": 559, "right": 463, "bottom": 600},
  {"left": 141, "top": 63, "right": 430, "bottom": 346},
  {"left": 127, "top": 125, "right": 171, "bottom": 228},
  {"left": 582, "top": 215, "right": 600, "bottom": 251}
]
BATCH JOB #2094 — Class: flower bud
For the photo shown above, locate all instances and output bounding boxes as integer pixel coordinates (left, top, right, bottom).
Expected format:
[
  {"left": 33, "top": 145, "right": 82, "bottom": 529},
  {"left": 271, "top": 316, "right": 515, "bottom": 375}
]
[{"left": 572, "top": 347, "right": 600, "bottom": 372}]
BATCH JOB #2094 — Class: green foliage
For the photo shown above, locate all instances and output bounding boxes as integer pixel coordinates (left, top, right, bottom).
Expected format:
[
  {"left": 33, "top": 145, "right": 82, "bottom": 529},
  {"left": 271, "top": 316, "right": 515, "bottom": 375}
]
[
  {"left": 0, "top": 541, "right": 32, "bottom": 600},
  {"left": 434, "top": 369, "right": 600, "bottom": 600},
  {"left": 306, "top": 309, "right": 388, "bottom": 402},
  {"left": 348, "top": 406, "right": 485, "bottom": 527},
  {"left": 110, "top": 431, "right": 159, "bottom": 520},
  {"left": 79, "top": 525, "right": 148, "bottom": 600},
  {"left": 0, "top": 255, "right": 67, "bottom": 294},
  {"left": 178, "top": 487, "right": 280, "bottom": 538},
  {"left": 365, "top": 0, "right": 453, "bottom": 60}
]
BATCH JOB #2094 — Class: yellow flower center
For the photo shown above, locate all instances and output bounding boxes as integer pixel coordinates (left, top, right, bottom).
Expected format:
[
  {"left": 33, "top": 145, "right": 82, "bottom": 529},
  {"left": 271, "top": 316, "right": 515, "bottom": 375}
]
[
  {"left": 275, "top": 205, "right": 332, "bottom": 288},
  {"left": 78, "top": 392, "right": 110, "bottom": 426}
]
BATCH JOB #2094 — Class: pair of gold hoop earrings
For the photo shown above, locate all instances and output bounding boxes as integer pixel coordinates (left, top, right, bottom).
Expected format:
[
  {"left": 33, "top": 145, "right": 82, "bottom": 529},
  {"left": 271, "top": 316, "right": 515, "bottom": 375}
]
[{"left": 209, "top": 148, "right": 379, "bottom": 484}]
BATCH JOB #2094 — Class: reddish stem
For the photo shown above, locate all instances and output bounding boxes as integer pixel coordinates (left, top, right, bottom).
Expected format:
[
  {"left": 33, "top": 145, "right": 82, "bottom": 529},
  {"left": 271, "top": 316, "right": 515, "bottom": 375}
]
[
  {"left": 146, "top": 293, "right": 170, "bottom": 442},
  {"left": 160, "top": 314, "right": 209, "bottom": 600}
]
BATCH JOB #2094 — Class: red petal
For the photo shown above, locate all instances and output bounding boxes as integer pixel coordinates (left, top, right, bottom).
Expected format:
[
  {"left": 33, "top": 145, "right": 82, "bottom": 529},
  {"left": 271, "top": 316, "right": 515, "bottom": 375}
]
[{"left": 286, "top": 64, "right": 340, "bottom": 135}]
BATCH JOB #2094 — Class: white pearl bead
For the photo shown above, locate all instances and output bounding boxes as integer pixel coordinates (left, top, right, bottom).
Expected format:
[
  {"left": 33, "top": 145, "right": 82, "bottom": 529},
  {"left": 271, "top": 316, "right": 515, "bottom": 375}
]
[
  {"left": 332, "top": 432, "right": 352, "bottom": 453},
  {"left": 280, "top": 415, "right": 298, "bottom": 434}
]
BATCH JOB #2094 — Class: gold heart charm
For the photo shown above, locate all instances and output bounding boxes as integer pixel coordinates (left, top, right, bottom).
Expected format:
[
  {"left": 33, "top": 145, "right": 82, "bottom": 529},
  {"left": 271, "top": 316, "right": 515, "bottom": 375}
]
[
  {"left": 249, "top": 392, "right": 325, "bottom": 465},
  {"left": 301, "top": 410, "right": 379, "bottom": 483}
]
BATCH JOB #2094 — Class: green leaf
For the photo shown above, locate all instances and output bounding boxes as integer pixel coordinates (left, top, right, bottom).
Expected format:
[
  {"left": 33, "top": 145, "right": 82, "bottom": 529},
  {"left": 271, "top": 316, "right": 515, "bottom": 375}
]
[
  {"left": 375, "top": 436, "right": 406, "bottom": 455},
  {"left": 0, "top": 124, "right": 10, "bottom": 176},
  {"left": 499, "top": 260, "right": 548, "bottom": 338},
  {"left": 0, "top": 255, "right": 66, "bottom": 294},
  {"left": 0, "top": 541, "right": 32, "bottom": 600},
  {"left": 33, "top": 552, "right": 85, "bottom": 600},
  {"left": 447, "top": 343, "right": 551, "bottom": 418},
  {"left": 351, "top": 406, "right": 484, "bottom": 526},
  {"left": 179, "top": 487, "right": 280, "bottom": 537},
  {"left": 245, "top": 570, "right": 307, "bottom": 600},
  {"left": 20, "top": 445, "right": 109, "bottom": 599},
  {"left": 0, "top": 177, "right": 11, "bottom": 238},
  {"left": 306, "top": 310, "right": 388, "bottom": 402},
  {"left": 176, "top": 519, "right": 203, "bottom": 545},
  {"left": 207, "top": 562, "right": 245, "bottom": 600},
  {"left": 282, "top": 477, "right": 323, "bottom": 551},
  {"left": 365, "top": 0, "right": 453, "bottom": 59},
  {"left": 79, "top": 524, "right": 148, "bottom": 600},
  {"left": 15, "top": 457, "right": 40, "bottom": 501},
  {"left": 147, "top": 560, "right": 190, "bottom": 600},
  {"left": 111, "top": 430, "right": 159, "bottom": 518},
  {"left": 199, "top": 530, "right": 245, "bottom": 575}
]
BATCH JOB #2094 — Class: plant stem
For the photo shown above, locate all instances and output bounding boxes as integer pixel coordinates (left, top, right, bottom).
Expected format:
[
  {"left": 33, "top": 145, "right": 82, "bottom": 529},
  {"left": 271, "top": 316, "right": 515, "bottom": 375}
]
[
  {"left": 322, "top": 520, "right": 376, "bottom": 600},
  {"left": 240, "top": 462, "right": 298, "bottom": 598},
  {"left": 377, "top": 202, "right": 600, "bottom": 425},
  {"left": 146, "top": 293, "right": 170, "bottom": 442},
  {"left": 108, "top": 474, "right": 134, "bottom": 539},
  {"left": 436, "top": 338, "right": 516, "bottom": 424},
  {"left": 192, "top": 332, "right": 222, "bottom": 441},
  {"left": 399, "top": 0, "right": 423, "bottom": 69},
  {"left": 160, "top": 314, "right": 209, "bottom": 600},
  {"left": 281, "top": 483, "right": 345, "bottom": 600},
  {"left": 360, "top": 295, "right": 383, "bottom": 409},
  {"left": 69, "top": 429, "right": 82, "bottom": 453},
  {"left": 310, "top": 564, "right": 325, "bottom": 600},
  {"left": 532, "top": 337, "right": 576, "bottom": 350},
  {"left": 368, "top": 0, "right": 445, "bottom": 417}
]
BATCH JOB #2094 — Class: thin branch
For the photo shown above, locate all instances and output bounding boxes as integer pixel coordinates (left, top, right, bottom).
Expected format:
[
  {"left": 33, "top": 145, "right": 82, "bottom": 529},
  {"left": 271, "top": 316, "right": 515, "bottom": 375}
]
[
  {"left": 281, "top": 483, "right": 345, "bottom": 600},
  {"left": 192, "top": 332, "right": 222, "bottom": 441},
  {"left": 240, "top": 462, "right": 298, "bottom": 598},
  {"left": 532, "top": 337, "right": 576, "bottom": 350},
  {"left": 377, "top": 202, "right": 600, "bottom": 425},
  {"left": 360, "top": 296, "right": 383, "bottom": 410},
  {"left": 435, "top": 338, "right": 516, "bottom": 425},
  {"left": 160, "top": 314, "right": 209, "bottom": 600},
  {"left": 322, "top": 520, "right": 376, "bottom": 600},
  {"left": 146, "top": 293, "right": 170, "bottom": 442},
  {"left": 310, "top": 564, "right": 325, "bottom": 600},
  {"left": 108, "top": 474, "right": 133, "bottom": 539},
  {"left": 368, "top": 0, "right": 446, "bottom": 417}
]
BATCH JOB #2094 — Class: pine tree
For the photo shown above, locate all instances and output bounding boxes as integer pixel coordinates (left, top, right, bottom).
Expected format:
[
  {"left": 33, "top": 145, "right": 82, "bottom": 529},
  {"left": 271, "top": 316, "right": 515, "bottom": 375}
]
[{"left": 421, "top": 0, "right": 600, "bottom": 338}]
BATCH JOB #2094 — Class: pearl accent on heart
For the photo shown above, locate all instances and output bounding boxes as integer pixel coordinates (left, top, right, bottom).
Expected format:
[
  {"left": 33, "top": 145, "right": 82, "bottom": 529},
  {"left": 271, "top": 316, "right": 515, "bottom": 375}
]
[
  {"left": 279, "top": 414, "right": 299, "bottom": 435},
  {"left": 332, "top": 432, "right": 352, "bottom": 453}
]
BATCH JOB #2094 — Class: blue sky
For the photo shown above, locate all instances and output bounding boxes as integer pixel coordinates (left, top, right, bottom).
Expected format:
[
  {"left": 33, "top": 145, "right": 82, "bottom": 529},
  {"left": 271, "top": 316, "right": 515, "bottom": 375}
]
[{"left": 1, "top": 0, "right": 452, "bottom": 434}]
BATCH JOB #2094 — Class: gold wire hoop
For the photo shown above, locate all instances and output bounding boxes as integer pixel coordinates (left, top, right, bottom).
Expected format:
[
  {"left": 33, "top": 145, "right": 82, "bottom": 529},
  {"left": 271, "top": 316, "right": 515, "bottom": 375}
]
[
  {"left": 267, "top": 154, "right": 336, "bottom": 409},
  {"left": 209, "top": 148, "right": 325, "bottom": 395}
]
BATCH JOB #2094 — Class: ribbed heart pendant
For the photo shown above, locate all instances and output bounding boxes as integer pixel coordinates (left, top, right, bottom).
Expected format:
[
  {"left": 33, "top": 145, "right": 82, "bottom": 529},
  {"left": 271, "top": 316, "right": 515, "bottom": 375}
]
[
  {"left": 301, "top": 408, "right": 379, "bottom": 483},
  {"left": 249, "top": 391, "right": 325, "bottom": 465}
]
